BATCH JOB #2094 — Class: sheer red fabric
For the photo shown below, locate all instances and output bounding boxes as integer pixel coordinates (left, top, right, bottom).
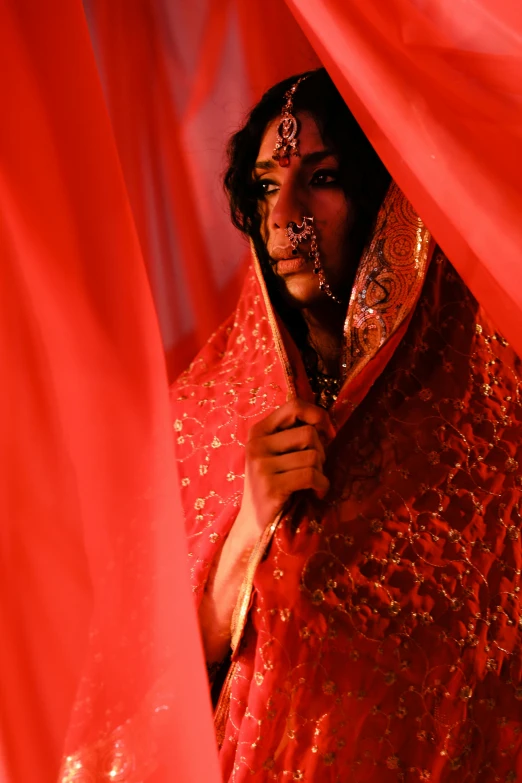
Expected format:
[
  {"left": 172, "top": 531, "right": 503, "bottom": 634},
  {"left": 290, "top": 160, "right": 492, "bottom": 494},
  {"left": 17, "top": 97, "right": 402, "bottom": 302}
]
[
  {"left": 3, "top": 1, "right": 522, "bottom": 782},
  {"left": 82, "top": 0, "right": 321, "bottom": 380},
  {"left": 285, "top": 0, "right": 522, "bottom": 358},
  {"left": 0, "top": 3, "right": 219, "bottom": 782},
  {"left": 83, "top": 0, "right": 522, "bottom": 375}
]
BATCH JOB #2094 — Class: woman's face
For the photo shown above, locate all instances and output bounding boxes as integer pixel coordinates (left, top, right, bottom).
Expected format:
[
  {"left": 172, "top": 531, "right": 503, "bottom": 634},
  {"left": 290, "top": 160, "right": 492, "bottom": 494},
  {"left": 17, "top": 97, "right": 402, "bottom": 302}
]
[{"left": 255, "top": 111, "right": 354, "bottom": 309}]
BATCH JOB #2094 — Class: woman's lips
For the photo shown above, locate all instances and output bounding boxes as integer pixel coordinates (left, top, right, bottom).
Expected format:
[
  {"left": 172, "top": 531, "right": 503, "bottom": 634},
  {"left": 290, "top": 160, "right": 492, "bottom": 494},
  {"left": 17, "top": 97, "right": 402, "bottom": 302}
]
[{"left": 275, "top": 256, "right": 308, "bottom": 275}]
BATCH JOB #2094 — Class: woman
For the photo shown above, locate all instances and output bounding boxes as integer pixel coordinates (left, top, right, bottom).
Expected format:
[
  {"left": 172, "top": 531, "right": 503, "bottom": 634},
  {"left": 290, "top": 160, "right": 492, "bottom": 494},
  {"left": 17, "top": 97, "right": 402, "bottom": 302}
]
[{"left": 172, "top": 69, "right": 522, "bottom": 781}]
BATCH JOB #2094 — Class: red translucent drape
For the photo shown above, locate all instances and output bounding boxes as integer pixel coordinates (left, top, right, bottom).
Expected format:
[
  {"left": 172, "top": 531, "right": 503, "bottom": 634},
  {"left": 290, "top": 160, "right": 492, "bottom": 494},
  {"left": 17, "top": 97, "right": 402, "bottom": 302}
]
[
  {"left": 83, "top": 0, "right": 321, "bottom": 380},
  {"left": 2, "top": 1, "right": 522, "bottom": 782},
  {"left": 85, "top": 0, "right": 522, "bottom": 380},
  {"left": 0, "top": 2, "right": 219, "bottom": 782},
  {"left": 286, "top": 0, "right": 522, "bottom": 358}
]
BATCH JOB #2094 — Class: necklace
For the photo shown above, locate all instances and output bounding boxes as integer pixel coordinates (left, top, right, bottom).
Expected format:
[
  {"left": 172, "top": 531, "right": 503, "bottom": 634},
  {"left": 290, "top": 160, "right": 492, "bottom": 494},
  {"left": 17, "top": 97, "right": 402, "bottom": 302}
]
[
  {"left": 306, "top": 367, "right": 341, "bottom": 409},
  {"left": 302, "top": 340, "right": 342, "bottom": 410}
]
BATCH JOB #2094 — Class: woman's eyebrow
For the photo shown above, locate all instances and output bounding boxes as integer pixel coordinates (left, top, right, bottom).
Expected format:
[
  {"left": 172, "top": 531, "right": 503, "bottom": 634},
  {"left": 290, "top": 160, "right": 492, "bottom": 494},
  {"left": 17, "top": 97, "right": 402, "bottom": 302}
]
[
  {"left": 254, "top": 159, "right": 277, "bottom": 172},
  {"left": 254, "top": 149, "right": 337, "bottom": 172}
]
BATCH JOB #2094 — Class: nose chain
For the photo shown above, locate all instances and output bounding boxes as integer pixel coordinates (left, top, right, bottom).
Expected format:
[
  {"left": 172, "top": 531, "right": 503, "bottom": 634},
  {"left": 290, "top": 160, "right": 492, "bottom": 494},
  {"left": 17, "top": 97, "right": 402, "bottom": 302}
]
[{"left": 285, "top": 216, "right": 342, "bottom": 305}]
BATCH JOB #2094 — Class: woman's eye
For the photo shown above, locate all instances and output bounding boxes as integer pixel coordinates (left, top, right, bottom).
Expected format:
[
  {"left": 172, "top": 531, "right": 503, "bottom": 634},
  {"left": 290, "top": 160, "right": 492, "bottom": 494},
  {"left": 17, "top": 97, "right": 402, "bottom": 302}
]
[
  {"left": 256, "top": 180, "right": 279, "bottom": 197},
  {"left": 310, "top": 169, "right": 340, "bottom": 186}
]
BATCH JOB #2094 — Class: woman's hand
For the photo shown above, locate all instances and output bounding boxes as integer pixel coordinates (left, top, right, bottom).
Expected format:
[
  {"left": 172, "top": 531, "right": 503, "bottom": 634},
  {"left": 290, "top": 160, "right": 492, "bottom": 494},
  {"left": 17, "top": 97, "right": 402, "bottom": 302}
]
[
  {"left": 240, "top": 398, "right": 336, "bottom": 535},
  {"left": 198, "top": 398, "right": 335, "bottom": 665}
]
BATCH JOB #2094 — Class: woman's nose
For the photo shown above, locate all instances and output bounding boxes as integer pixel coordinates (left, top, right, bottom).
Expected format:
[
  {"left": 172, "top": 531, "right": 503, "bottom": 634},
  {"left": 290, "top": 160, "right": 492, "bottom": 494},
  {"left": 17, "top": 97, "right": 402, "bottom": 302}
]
[{"left": 270, "top": 178, "right": 307, "bottom": 230}]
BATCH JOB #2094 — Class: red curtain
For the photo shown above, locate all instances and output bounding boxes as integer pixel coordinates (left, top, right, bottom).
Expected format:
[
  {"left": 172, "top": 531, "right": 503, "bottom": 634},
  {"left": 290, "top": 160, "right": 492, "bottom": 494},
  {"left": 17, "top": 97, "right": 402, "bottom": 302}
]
[
  {"left": 0, "top": 2, "right": 220, "bottom": 782},
  {"left": 82, "top": 0, "right": 321, "bottom": 380},
  {"left": 287, "top": 0, "right": 522, "bottom": 358},
  {"left": 2, "top": 1, "right": 521, "bottom": 782},
  {"left": 84, "top": 0, "right": 522, "bottom": 378}
]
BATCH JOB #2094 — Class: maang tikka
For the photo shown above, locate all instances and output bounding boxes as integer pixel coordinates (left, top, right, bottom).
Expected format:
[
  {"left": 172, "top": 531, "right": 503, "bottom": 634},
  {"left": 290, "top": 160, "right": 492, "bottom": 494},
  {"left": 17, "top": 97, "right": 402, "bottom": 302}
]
[
  {"left": 272, "top": 75, "right": 309, "bottom": 167},
  {"left": 273, "top": 76, "right": 342, "bottom": 305},
  {"left": 286, "top": 217, "right": 342, "bottom": 305}
]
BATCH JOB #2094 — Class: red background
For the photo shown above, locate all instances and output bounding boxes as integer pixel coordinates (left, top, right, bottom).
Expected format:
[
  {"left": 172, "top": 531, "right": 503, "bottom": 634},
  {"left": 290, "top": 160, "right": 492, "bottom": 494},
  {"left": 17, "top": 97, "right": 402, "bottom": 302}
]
[{"left": 1, "top": 1, "right": 521, "bottom": 781}]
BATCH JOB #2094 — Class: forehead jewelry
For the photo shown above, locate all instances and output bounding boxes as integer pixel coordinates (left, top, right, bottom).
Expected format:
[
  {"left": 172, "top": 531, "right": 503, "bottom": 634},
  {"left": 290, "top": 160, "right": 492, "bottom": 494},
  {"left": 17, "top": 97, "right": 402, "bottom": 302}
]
[
  {"left": 286, "top": 217, "right": 342, "bottom": 304},
  {"left": 272, "top": 75, "right": 309, "bottom": 168}
]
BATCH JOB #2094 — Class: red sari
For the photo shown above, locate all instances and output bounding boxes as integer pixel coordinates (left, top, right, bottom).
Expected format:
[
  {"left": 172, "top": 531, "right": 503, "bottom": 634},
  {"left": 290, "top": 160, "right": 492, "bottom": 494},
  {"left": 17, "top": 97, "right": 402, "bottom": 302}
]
[{"left": 171, "top": 184, "right": 522, "bottom": 782}]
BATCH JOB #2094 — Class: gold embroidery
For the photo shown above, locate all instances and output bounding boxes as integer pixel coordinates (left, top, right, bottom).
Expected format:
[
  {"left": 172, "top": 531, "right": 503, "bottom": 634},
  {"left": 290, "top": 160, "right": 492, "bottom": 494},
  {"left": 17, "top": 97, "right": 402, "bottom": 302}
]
[
  {"left": 230, "top": 511, "right": 284, "bottom": 654},
  {"left": 341, "top": 183, "right": 431, "bottom": 390},
  {"left": 214, "top": 660, "right": 239, "bottom": 749},
  {"left": 60, "top": 699, "right": 170, "bottom": 782},
  {"left": 173, "top": 186, "right": 522, "bottom": 779},
  {"left": 251, "top": 239, "right": 296, "bottom": 399}
]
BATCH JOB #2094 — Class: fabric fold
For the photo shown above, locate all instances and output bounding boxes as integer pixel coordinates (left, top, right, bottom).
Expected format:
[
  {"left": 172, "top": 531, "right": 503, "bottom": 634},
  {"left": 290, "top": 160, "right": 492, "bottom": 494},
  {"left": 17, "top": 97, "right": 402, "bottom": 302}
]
[{"left": 285, "top": 0, "right": 522, "bottom": 357}]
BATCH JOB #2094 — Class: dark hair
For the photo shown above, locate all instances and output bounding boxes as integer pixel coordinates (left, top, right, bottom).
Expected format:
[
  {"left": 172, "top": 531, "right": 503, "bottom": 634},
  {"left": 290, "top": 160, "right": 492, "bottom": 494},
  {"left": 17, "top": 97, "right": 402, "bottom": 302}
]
[{"left": 223, "top": 68, "right": 391, "bottom": 368}]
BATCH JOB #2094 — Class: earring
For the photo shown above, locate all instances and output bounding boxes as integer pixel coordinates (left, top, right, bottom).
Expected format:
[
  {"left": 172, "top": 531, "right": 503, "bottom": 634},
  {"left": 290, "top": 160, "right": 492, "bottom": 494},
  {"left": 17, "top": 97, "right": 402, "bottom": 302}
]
[{"left": 286, "top": 217, "right": 342, "bottom": 304}]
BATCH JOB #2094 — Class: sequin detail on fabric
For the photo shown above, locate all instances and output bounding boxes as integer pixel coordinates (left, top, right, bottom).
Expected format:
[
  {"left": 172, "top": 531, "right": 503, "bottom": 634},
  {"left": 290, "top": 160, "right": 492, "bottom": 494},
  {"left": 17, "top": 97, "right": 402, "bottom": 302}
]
[
  {"left": 171, "top": 197, "right": 522, "bottom": 780},
  {"left": 341, "top": 182, "right": 431, "bottom": 387}
]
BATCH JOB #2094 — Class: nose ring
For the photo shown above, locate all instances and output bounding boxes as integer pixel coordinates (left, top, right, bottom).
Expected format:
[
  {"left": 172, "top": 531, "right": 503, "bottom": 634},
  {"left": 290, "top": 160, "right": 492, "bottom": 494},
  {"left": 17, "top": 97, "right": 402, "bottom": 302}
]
[{"left": 285, "top": 217, "right": 342, "bottom": 304}]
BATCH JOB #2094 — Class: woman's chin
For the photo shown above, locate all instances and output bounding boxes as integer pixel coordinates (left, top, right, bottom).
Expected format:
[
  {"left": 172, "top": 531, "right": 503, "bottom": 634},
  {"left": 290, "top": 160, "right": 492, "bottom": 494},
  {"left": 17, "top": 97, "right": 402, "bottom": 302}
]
[{"left": 279, "top": 275, "right": 325, "bottom": 308}]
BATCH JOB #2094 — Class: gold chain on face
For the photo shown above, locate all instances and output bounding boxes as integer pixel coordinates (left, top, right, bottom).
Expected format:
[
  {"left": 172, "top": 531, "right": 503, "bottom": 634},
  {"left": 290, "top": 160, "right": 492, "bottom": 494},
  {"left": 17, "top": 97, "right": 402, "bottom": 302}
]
[{"left": 286, "top": 216, "right": 343, "bottom": 304}]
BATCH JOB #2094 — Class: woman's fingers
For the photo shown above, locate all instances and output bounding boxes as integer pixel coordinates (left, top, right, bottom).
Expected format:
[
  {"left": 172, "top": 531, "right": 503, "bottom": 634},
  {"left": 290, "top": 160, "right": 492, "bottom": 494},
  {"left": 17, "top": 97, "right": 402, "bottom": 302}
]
[
  {"left": 249, "top": 423, "right": 326, "bottom": 463},
  {"left": 274, "top": 466, "right": 330, "bottom": 498},
  {"left": 251, "top": 451, "right": 330, "bottom": 507},
  {"left": 241, "top": 398, "right": 334, "bottom": 532},
  {"left": 251, "top": 399, "right": 335, "bottom": 442},
  {"left": 263, "top": 446, "right": 324, "bottom": 475}
]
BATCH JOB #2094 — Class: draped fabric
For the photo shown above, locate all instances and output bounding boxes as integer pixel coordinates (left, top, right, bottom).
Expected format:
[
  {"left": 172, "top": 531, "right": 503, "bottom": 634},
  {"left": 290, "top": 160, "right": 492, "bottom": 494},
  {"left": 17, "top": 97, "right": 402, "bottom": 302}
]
[
  {"left": 0, "top": 3, "right": 219, "bottom": 782},
  {"left": 172, "top": 187, "right": 522, "bottom": 781},
  {"left": 286, "top": 0, "right": 522, "bottom": 360},
  {"left": 82, "top": 0, "right": 320, "bottom": 381},
  {"left": 82, "top": 0, "right": 522, "bottom": 377},
  {"left": 2, "top": 1, "right": 522, "bottom": 782}
]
